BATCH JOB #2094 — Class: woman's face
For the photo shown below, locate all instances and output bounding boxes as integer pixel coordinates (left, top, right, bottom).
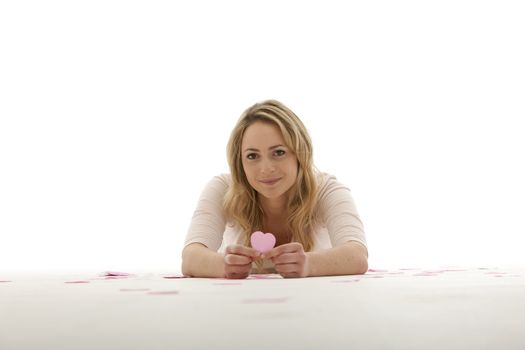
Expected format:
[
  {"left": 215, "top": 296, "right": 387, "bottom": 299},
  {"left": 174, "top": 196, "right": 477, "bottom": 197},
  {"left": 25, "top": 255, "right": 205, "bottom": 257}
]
[{"left": 241, "top": 121, "right": 298, "bottom": 201}]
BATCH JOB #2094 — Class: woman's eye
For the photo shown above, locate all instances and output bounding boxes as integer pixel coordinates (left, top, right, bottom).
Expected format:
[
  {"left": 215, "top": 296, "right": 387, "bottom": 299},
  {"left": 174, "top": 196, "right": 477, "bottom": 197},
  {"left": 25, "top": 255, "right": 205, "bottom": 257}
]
[
  {"left": 275, "top": 150, "right": 286, "bottom": 156},
  {"left": 247, "top": 153, "right": 258, "bottom": 160}
]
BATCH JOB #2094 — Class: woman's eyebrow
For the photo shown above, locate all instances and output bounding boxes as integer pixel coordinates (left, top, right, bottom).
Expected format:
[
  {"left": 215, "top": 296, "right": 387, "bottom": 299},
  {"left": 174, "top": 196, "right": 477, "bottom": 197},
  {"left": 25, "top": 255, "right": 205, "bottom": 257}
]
[{"left": 244, "top": 144, "right": 285, "bottom": 152}]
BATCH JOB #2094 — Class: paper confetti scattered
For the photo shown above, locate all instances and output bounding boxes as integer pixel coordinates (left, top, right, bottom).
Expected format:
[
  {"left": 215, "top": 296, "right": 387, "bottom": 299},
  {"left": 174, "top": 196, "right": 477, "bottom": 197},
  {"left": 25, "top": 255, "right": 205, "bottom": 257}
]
[
  {"left": 368, "top": 269, "right": 388, "bottom": 273},
  {"left": 65, "top": 281, "right": 90, "bottom": 284},
  {"left": 103, "top": 271, "right": 133, "bottom": 277}
]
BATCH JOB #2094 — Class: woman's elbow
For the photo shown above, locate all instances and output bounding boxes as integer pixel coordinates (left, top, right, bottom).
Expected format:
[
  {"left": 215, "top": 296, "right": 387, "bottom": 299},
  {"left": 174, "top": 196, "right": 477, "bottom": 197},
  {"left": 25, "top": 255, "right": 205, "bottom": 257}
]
[
  {"left": 358, "top": 256, "right": 369, "bottom": 274},
  {"left": 181, "top": 245, "right": 194, "bottom": 277}
]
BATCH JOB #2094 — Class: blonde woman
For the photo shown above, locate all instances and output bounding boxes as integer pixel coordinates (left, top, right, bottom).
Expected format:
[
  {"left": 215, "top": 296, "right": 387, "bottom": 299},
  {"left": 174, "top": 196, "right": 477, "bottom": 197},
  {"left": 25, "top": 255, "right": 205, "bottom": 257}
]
[{"left": 182, "top": 100, "right": 368, "bottom": 279}]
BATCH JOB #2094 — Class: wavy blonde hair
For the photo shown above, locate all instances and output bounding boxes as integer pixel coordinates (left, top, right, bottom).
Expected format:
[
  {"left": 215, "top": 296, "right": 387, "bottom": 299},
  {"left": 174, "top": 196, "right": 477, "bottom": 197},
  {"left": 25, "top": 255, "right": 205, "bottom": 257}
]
[{"left": 223, "top": 100, "right": 318, "bottom": 268}]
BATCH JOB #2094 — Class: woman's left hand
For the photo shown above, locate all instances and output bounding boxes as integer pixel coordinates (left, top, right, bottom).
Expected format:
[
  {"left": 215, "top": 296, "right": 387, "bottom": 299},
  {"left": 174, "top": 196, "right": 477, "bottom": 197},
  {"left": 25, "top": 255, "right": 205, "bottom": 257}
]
[{"left": 261, "top": 242, "right": 310, "bottom": 278}]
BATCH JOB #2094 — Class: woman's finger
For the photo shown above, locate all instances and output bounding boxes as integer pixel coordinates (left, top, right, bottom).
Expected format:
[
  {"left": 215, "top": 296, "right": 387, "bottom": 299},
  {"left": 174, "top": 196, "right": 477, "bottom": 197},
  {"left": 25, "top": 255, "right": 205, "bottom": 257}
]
[
  {"left": 224, "top": 253, "right": 252, "bottom": 265},
  {"left": 262, "top": 242, "right": 303, "bottom": 259},
  {"left": 274, "top": 263, "right": 300, "bottom": 274},
  {"left": 272, "top": 252, "right": 301, "bottom": 265},
  {"left": 226, "top": 244, "right": 261, "bottom": 258}
]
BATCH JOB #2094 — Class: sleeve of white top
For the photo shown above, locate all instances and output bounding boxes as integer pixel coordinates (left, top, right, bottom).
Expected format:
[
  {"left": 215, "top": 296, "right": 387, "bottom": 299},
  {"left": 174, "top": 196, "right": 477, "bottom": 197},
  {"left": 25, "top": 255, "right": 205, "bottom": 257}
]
[
  {"left": 183, "top": 175, "right": 228, "bottom": 251},
  {"left": 317, "top": 174, "right": 367, "bottom": 250}
]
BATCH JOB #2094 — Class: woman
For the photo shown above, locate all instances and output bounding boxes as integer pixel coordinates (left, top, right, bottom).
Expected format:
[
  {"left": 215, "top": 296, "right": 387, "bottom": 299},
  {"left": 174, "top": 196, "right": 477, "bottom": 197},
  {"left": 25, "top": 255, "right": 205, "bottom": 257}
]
[{"left": 182, "top": 100, "right": 368, "bottom": 279}]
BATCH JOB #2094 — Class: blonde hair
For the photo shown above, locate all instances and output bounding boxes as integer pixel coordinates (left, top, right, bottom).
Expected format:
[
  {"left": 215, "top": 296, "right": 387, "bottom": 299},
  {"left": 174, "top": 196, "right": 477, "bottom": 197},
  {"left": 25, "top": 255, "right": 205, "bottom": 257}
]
[{"left": 224, "top": 100, "right": 318, "bottom": 267}]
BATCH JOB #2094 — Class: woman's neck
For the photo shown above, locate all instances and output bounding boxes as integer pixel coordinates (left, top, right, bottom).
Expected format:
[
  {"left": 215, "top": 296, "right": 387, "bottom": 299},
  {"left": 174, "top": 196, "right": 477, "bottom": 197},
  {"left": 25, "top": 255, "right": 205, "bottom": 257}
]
[{"left": 260, "top": 195, "right": 287, "bottom": 219}]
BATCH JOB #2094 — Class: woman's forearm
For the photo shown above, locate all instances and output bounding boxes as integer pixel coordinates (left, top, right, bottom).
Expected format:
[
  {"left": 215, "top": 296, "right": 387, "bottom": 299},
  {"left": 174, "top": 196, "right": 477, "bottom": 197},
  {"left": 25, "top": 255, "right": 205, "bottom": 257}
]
[
  {"left": 307, "top": 241, "right": 368, "bottom": 277},
  {"left": 181, "top": 243, "right": 225, "bottom": 278}
]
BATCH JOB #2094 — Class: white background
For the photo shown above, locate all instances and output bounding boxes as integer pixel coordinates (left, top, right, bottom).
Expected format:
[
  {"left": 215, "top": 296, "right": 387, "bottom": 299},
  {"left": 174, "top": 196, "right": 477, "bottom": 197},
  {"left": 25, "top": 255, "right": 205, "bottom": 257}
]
[{"left": 1, "top": 1, "right": 524, "bottom": 273}]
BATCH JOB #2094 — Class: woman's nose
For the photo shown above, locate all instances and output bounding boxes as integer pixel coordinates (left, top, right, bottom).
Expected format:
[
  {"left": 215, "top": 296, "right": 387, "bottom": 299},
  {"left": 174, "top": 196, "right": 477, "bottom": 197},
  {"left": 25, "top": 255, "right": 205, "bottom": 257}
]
[{"left": 260, "top": 158, "right": 276, "bottom": 174}]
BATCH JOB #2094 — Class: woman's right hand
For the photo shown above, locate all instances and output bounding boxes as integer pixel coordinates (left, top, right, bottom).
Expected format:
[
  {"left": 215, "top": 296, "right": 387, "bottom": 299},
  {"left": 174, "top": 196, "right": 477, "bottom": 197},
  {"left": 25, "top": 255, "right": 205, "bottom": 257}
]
[{"left": 224, "top": 245, "right": 261, "bottom": 279}]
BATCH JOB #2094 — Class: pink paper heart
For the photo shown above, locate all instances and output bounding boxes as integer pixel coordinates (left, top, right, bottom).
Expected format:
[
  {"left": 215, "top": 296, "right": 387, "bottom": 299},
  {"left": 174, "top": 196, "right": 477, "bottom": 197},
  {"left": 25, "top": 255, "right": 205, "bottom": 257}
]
[{"left": 250, "top": 231, "right": 276, "bottom": 253}]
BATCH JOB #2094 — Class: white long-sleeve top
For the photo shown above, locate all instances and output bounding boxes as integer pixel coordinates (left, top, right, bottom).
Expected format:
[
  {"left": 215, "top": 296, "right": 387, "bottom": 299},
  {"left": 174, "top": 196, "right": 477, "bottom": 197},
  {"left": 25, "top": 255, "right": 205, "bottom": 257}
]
[{"left": 183, "top": 172, "right": 367, "bottom": 272}]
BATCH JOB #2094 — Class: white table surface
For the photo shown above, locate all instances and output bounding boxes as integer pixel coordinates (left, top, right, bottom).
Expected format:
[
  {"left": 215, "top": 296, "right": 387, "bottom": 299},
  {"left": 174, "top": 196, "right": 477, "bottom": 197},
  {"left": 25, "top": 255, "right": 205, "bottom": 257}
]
[{"left": 1, "top": 267, "right": 524, "bottom": 350}]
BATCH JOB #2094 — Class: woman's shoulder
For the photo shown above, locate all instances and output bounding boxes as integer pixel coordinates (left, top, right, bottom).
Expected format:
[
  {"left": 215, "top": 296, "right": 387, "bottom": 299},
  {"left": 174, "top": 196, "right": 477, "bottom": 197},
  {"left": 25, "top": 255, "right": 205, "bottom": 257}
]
[
  {"left": 315, "top": 171, "right": 354, "bottom": 199},
  {"left": 212, "top": 173, "right": 232, "bottom": 185},
  {"left": 200, "top": 173, "right": 232, "bottom": 195}
]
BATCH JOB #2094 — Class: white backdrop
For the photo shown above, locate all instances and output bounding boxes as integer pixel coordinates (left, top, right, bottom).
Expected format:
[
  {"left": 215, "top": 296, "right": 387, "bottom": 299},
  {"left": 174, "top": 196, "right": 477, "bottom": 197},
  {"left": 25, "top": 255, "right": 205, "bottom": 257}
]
[{"left": 1, "top": 1, "right": 524, "bottom": 272}]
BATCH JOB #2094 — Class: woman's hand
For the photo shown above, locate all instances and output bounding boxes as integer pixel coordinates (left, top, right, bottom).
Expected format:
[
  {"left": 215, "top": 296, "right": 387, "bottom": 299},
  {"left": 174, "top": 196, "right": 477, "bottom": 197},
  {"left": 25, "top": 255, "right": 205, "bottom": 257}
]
[
  {"left": 223, "top": 244, "right": 261, "bottom": 279},
  {"left": 261, "top": 242, "right": 310, "bottom": 278}
]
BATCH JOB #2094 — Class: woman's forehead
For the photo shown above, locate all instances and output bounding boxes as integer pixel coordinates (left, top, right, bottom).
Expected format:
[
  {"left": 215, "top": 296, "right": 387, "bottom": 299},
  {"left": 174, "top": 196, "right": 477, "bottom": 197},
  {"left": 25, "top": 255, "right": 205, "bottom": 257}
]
[{"left": 241, "top": 121, "right": 285, "bottom": 149}]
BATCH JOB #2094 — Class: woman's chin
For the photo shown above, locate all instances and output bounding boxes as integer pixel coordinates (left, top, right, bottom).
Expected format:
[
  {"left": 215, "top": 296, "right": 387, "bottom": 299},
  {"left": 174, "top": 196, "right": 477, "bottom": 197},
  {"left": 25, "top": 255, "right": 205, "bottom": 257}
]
[{"left": 257, "top": 190, "right": 283, "bottom": 200}]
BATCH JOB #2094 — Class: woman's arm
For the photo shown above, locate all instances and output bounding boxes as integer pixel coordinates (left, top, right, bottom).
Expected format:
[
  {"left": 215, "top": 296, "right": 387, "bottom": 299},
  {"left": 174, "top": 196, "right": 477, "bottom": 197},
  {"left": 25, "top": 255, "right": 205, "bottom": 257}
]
[
  {"left": 181, "top": 175, "right": 229, "bottom": 277},
  {"left": 306, "top": 241, "right": 368, "bottom": 276},
  {"left": 262, "top": 240, "right": 367, "bottom": 277},
  {"left": 312, "top": 174, "right": 368, "bottom": 276},
  {"left": 182, "top": 242, "right": 262, "bottom": 279},
  {"left": 181, "top": 243, "right": 226, "bottom": 278}
]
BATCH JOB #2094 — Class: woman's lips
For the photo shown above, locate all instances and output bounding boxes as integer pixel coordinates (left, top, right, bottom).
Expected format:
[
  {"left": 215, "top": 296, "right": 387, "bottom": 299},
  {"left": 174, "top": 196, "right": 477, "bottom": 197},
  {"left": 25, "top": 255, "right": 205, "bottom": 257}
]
[{"left": 259, "top": 177, "right": 281, "bottom": 185}]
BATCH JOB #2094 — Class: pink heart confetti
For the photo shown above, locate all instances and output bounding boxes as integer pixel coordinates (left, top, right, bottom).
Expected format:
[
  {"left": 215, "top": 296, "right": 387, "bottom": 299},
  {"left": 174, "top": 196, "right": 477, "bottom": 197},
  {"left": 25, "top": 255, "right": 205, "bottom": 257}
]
[
  {"left": 65, "top": 281, "right": 90, "bottom": 284},
  {"left": 368, "top": 269, "right": 388, "bottom": 273},
  {"left": 250, "top": 231, "right": 276, "bottom": 253},
  {"left": 103, "top": 271, "right": 132, "bottom": 277}
]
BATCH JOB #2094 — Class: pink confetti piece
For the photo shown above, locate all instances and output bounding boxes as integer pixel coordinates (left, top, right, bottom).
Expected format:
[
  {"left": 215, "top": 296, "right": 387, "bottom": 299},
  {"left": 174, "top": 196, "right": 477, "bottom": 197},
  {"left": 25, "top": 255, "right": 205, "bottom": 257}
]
[
  {"left": 120, "top": 288, "right": 151, "bottom": 292},
  {"left": 65, "top": 281, "right": 90, "bottom": 284},
  {"left": 103, "top": 271, "right": 133, "bottom": 277},
  {"left": 368, "top": 269, "right": 388, "bottom": 273},
  {"left": 425, "top": 268, "right": 467, "bottom": 273},
  {"left": 242, "top": 297, "right": 288, "bottom": 304},
  {"left": 147, "top": 290, "right": 179, "bottom": 295}
]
